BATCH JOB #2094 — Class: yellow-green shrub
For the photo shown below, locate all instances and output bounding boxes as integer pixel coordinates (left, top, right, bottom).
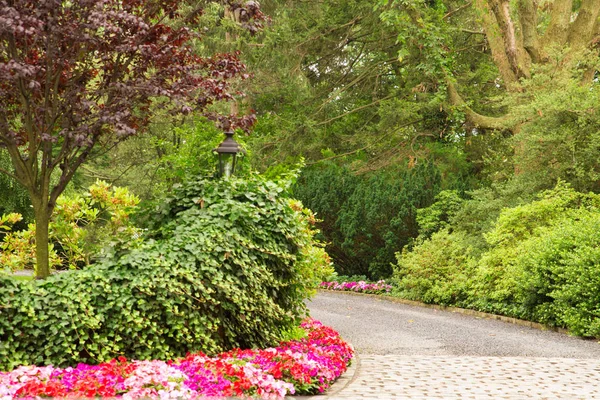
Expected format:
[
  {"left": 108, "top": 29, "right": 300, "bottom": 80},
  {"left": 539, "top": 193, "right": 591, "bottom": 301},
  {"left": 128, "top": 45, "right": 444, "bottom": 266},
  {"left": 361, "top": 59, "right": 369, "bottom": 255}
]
[{"left": 0, "top": 181, "right": 140, "bottom": 271}]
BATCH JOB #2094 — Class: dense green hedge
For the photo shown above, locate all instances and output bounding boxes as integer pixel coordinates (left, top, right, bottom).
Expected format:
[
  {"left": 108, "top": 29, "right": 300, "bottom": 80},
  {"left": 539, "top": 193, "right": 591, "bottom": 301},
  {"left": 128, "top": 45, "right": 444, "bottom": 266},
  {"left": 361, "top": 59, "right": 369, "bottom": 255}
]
[
  {"left": 392, "top": 182, "right": 600, "bottom": 336},
  {"left": 0, "top": 176, "right": 321, "bottom": 370},
  {"left": 294, "top": 161, "right": 443, "bottom": 279}
]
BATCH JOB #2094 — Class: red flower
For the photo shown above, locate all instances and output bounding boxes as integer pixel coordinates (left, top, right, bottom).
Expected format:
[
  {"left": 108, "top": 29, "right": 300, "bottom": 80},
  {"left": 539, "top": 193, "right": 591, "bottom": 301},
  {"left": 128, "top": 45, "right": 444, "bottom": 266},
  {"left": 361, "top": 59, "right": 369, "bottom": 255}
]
[{"left": 15, "top": 380, "right": 67, "bottom": 398}]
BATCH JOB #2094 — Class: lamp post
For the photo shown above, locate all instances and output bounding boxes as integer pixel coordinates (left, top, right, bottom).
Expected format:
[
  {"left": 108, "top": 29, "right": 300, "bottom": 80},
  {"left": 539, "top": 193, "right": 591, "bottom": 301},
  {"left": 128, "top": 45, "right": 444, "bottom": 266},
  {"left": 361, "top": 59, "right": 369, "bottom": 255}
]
[{"left": 214, "top": 129, "right": 245, "bottom": 178}]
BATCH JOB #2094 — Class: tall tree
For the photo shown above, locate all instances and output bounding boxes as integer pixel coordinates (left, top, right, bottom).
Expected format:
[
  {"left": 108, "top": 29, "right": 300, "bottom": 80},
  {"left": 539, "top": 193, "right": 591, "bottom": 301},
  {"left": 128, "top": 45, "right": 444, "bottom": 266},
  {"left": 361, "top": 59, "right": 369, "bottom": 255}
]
[
  {"left": 372, "top": 0, "right": 600, "bottom": 189},
  {"left": 439, "top": 0, "right": 600, "bottom": 129},
  {"left": 244, "top": 0, "right": 599, "bottom": 184},
  {"left": 0, "top": 0, "right": 262, "bottom": 278}
]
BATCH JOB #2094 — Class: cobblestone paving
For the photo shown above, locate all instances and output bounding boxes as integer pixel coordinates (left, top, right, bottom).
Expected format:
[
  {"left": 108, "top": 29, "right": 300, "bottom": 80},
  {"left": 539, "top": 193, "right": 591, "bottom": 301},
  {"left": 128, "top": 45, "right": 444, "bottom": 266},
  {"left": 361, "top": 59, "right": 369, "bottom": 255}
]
[
  {"left": 305, "top": 293, "right": 600, "bottom": 399},
  {"left": 328, "top": 355, "right": 600, "bottom": 399}
]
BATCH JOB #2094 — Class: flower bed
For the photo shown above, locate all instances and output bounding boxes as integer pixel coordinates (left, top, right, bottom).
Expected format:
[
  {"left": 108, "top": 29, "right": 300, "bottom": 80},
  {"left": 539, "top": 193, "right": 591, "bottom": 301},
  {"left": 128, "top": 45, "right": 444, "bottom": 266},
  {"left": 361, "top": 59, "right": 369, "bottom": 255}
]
[
  {"left": 0, "top": 319, "right": 353, "bottom": 399},
  {"left": 320, "top": 280, "right": 392, "bottom": 294}
]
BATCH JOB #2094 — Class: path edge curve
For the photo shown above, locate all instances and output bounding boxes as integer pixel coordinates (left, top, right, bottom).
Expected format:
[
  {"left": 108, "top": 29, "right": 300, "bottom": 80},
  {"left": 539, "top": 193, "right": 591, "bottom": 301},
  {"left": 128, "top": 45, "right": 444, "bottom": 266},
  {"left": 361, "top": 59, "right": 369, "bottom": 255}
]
[{"left": 317, "top": 289, "right": 572, "bottom": 336}]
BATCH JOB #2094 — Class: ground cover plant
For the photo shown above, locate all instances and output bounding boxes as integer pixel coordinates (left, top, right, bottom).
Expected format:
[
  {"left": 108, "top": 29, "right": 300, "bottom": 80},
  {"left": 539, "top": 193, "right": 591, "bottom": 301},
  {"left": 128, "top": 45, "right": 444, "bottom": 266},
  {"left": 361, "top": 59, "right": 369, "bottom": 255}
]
[
  {"left": 320, "top": 280, "right": 392, "bottom": 295},
  {"left": 0, "top": 175, "right": 332, "bottom": 370},
  {"left": 0, "top": 319, "right": 354, "bottom": 399}
]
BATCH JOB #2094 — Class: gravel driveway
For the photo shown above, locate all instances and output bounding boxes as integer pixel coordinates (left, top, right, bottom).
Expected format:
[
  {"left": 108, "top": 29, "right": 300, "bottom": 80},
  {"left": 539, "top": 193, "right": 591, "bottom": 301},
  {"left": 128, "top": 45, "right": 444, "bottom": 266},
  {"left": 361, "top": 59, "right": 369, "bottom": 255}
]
[
  {"left": 308, "top": 291, "right": 600, "bottom": 358},
  {"left": 304, "top": 291, "right": 600, "bottom": 399}
]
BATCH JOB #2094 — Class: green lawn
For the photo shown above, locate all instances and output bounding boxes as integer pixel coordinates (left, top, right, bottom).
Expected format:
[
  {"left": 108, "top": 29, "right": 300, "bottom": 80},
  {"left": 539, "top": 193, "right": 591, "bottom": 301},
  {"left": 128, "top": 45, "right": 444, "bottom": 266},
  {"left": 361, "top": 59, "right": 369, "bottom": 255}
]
[{"left": 8, "top": 274, "right": 34, "bottom": 282}]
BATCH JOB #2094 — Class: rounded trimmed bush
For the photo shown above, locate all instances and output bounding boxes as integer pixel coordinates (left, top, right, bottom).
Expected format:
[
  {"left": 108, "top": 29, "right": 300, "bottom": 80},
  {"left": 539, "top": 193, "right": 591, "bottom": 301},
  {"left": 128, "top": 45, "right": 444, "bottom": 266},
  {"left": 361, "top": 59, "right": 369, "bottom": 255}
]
[{"left": 0, "top": 176, "right": 320, "bottom": 369}]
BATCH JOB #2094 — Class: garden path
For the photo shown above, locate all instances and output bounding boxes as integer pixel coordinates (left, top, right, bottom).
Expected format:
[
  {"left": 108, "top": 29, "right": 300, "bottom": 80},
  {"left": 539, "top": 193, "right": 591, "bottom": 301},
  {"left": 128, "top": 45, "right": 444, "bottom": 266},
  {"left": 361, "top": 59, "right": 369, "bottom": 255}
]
[{"left": 297, "top": 291, "right": 600, "bottom": 399}]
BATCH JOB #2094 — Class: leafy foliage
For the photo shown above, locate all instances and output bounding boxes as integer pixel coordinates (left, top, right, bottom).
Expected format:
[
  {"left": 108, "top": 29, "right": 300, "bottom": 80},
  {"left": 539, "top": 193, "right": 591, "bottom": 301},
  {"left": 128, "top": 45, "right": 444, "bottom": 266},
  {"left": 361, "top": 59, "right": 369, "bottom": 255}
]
[
  {"left": 415, "top": 190, "right": 463, "bottom": 239},
  {"left": 294, "top": 161, "right": 443, "bottom": 279},
  {"left": 393, "top": 229, "right": 475, "bottom": 305},
  {"left": 391, "top": 182, "right": 600, "bottom": 335},
  {"left": 515, "top": 213, "right": 600, "bottom": 336},
  {"left": 0, "top": 181, "right": 140, "bottom": 271},
  {"left": 470, "top": 182, "right": 600, "bottom": 309},
  {"left": 0, "top": 175, "right": 327, "bottom": 369}
]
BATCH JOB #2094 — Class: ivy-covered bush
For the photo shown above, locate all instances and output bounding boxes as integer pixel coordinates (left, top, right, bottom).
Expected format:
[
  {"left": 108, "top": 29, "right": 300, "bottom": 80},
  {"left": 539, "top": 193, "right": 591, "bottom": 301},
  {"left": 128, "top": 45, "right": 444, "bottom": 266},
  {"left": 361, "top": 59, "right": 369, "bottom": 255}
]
[{"left": 0, "top": 175, "right": 327, "bottom": 370}]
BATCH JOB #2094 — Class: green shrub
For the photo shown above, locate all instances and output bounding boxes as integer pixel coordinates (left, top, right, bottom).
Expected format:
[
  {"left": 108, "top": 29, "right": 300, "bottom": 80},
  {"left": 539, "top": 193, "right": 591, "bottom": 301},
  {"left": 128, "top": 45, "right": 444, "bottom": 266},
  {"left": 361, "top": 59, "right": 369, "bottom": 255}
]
[
  {"left": 294, "top": 161, "right": 442, "bottom": 279},
  {"left": 515, "top": 212, "right": 600, "bottom": 336},
  {"left": 0, "top": 181, "right": 141, "bottom": 271},
  {"left": 0, "top": 175, "right": 323, "bottom": 369},
  {"left": 416, "top": 190, "right": 463, "bottom": 238},
  {"left": 392, "top": 230, "right": 475, "bottom": 305},
  {"left": 449, "top": 175, "right": 546, "bottom": 254},
  {"left": 390, "top": 180, "right": 600, "bottom": 336},
  {"left": 469, "top": 182, "right": 600, "bottom": 311}
]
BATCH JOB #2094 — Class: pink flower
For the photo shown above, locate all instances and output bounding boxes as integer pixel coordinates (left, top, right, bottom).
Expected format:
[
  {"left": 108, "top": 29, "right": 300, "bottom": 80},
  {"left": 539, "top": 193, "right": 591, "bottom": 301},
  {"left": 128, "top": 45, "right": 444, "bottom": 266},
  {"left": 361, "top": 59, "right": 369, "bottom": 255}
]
[{"left": 0, "top": 319, "right": 353, "bottom": 399}]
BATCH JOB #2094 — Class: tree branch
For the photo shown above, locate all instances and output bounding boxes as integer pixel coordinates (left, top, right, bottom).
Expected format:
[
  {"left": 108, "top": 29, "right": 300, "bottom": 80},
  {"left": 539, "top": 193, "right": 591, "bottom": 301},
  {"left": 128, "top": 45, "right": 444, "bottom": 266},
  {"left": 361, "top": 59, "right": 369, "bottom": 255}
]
[
  {"left": 315, "top": 93, "right": 397, "bottom": 126},
  {"left": 49, "top": 140, "right": 96, "bottom": 208},
  {"left": 306, "top": 118, "right": 424, "bottom": 165},
  {"left": 446, "top": 79, "right": 514, "bottom": 131},
  {"left": 0, "top": 164, "right": 20, "bottom": 182},
  {"left": 443, "top": 2, "right": 473, "bottom": 20},
  {"left": 2, "top": 143, "right": 30, "bottom": 188},
  {"left": 7, "top": 34, "right": 38, "bottom": 188},
  {"left": 568, "top": 0, "right": 600, "bottom": 48},
  {"left": 462, "top": 29, "right": 486, "bottom": 35}
]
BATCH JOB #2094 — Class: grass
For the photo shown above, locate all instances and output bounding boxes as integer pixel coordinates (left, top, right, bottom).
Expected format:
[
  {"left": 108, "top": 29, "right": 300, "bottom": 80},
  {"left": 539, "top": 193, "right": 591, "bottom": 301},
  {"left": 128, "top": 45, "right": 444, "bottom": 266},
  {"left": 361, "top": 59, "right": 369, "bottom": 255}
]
[
  {"left": 11, "top": 275, "right": 34, "bottom": 281},
  {"left": 3, "top": 273, "right": 34, "bottom": 282}
]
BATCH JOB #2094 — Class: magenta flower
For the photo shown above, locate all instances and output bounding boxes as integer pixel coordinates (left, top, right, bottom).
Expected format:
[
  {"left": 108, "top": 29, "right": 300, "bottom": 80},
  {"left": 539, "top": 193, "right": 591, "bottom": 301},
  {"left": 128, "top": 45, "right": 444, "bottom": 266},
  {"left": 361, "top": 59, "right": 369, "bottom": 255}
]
[
  {"left": 0, "top": 319, "right": 353, "bottom": 399},
  {"left": 320, "top": 280, "right": 392, "bottom": 294}
]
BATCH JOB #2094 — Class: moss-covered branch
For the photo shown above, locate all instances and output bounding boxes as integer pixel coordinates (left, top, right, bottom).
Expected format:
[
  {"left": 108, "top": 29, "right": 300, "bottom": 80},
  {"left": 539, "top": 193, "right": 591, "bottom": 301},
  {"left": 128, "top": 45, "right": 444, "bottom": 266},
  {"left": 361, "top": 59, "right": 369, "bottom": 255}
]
[{"left": 446, "top": 80, "right": 515, "bottom": 131}]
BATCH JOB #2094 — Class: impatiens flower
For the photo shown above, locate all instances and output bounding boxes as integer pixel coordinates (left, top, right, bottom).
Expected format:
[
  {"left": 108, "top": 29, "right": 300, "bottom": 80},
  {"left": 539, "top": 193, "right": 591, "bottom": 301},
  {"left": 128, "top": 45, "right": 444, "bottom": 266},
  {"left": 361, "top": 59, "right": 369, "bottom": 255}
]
[
  {"left": 320, "top": 280, "right": 392, "bottom": 294},
  {"left": 0, "top": 319, "right": 353, "bottom": 399}
]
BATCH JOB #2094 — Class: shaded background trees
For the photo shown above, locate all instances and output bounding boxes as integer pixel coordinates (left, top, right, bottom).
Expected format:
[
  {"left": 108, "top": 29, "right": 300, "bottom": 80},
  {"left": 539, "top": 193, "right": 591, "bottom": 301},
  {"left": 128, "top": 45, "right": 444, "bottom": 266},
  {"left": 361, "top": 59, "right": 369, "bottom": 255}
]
[
  {"left": 1, "top": 0, "right": 599, "bottom": 281},
  {"left": 242, "top": 0, "right": 600, "bottom": 279}
]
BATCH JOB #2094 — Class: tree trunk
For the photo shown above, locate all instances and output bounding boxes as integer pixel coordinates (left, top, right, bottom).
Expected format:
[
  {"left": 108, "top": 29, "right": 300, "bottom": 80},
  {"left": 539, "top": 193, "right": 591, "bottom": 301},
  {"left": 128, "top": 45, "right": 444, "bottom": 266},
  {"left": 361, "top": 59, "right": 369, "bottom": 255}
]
[
  {"left": 475, "top": 0, "right": 517, "bottom": 86},
  {"left": 488, "top": 0, "right": 528, "bottom": 78},
  {"left": 518, "top": 0, "right": 542, "bottom": 62},
  {"left": 567, "top": 0, "right": 600, "bottom": 48},
  {"left": 542, "top": 0, "right": 572, "bottom": 47},
  {"left": 32, "top": 200, "right": 51, "bottom": 279}
]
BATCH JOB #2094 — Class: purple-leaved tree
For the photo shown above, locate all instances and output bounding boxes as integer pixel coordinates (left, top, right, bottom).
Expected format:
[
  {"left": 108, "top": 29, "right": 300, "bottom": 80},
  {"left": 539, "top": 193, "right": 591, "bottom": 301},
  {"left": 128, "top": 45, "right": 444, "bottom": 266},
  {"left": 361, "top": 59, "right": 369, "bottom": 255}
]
[{"left": 0, "top": 0, "right": 264, "bottom": 278}]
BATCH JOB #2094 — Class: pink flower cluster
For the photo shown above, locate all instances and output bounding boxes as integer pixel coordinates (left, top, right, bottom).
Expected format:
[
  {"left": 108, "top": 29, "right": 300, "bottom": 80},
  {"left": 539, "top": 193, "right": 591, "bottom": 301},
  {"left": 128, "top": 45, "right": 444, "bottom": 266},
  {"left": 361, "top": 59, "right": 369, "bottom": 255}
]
[
  {"left": 0, "top": 319, "right": 353, "bottom": 399},
  {"left": 320, "top": 280, "right": 392, "bottom": 294}
]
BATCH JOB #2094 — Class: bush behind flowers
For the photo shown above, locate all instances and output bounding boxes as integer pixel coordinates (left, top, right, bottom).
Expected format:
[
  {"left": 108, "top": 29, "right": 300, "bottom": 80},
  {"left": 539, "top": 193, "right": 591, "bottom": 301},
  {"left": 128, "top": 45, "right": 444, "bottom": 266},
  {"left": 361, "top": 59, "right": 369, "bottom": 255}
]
[{"left": 0, "top": 176, "right": 330, "bottom": 369}]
